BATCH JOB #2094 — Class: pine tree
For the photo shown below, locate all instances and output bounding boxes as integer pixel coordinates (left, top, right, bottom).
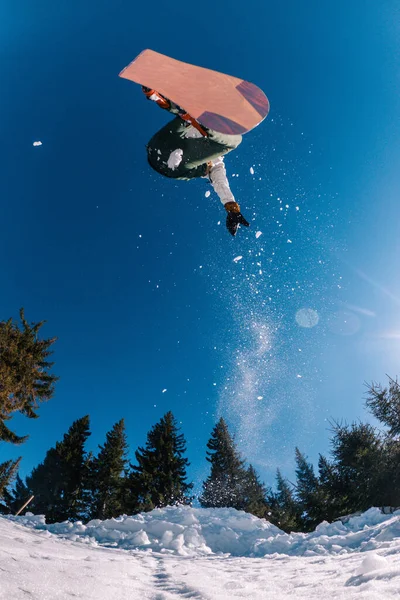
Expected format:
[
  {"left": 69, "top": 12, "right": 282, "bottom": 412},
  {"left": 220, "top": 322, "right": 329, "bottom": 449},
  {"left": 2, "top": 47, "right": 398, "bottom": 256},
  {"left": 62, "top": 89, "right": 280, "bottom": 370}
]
[
  {"left": 27, "top": 416, "right": 91, "bottom": 522},
  {"left": 365, "top": 379, "right": 400, "bottom": 508},
  {"left": 0, "top": 309, "right": 58, "bottom": 444},
  {"left": 87, "top": 419, "right": 129, "bottom": 520},
  {"left": 199, "top": 417, "right": 248, "bottom": 509},
  {"left": 3, "top": 473, "right": 31, "bottom": 515},
  {"left": 26, "top": 447, "right": 60, "bottom": 519},
  {"left": 267, "top": 469, "right": 302, "bottom": 532},
  {"left": 241, "top": 464, "right": 270, "bottom": 518},
  {"left": 366, "top": 379, "right": 400, "bottom": 437},
  {"left": 127, "top": 412, "right": 193, "bottom": 512},
  {"left": 0, "top": 458, "right": 21, "bottom": 508},
  {"left": 330, "top": 421, "right": 383, "bottom": 513},
  {"left": 294, "top": 448, "right": 321, "bottom": 530},
  {"left": 316, "top": 454, "right": 347, "bottom": 522},
  {"left": 379, "top": 439, "right": 400, "bottom": 508},
  {"left": 119, "top": 468, "right": 140, "bottom": 515}
]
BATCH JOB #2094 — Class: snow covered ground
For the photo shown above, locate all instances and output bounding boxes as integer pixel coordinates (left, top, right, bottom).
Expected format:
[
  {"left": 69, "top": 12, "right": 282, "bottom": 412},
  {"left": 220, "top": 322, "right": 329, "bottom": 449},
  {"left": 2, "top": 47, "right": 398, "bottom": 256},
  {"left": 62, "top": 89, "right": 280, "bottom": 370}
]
[{"left": 1, "top": 506, "right": 400, "bottom": 599}]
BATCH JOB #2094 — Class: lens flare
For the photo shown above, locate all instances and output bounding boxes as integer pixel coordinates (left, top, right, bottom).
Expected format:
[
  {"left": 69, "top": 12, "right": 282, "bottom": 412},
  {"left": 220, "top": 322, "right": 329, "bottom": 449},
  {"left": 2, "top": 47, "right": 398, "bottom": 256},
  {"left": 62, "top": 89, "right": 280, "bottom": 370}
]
[{"left": 295, "top": 308, "right": 319, "bottom": 328}]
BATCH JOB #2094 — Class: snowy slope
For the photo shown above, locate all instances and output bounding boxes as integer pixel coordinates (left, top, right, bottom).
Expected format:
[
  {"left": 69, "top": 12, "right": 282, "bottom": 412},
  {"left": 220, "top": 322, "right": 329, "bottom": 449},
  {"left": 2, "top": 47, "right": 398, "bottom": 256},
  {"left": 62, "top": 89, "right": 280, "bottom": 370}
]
[{"left": 1, "top": 506, "right": 400, "bottom": 599}]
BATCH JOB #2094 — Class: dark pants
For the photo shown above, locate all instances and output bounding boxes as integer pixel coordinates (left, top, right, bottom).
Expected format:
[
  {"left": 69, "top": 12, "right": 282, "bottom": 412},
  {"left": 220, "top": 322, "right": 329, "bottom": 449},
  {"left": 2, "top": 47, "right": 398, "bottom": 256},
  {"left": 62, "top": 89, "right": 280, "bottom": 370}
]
[{"left": 146, "top": 117, "right": 242, "bottom": 180}]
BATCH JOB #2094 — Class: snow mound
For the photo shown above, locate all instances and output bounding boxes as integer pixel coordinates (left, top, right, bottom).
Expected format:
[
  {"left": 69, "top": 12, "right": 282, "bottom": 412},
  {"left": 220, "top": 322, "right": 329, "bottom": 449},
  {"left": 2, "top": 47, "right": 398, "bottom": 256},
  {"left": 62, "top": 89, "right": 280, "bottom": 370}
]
[
  {"left": 3, "top": 509, "right": 400, "bottom": 600},
  {"left": 346, "top": 551, "right": 400, "bottom": 588},
  {"left": 6, "top": 506, "right": 400, "bottom": 558},
  {"left": 356, "top": 552, "right": 388, "bottom": 575},
  {"left": 9, "top": 507, "right": 280, "bottom": 557}
]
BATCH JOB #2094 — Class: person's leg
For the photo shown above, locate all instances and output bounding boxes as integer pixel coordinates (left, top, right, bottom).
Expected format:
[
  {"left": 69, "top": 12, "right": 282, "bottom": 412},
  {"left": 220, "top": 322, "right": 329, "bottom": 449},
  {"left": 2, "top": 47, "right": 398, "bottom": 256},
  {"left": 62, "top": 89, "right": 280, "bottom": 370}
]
[
  {"left": 147, "top": 117, "right": 242, "bottom": 179},
  {"left": 182, "top": 126, "right": 242, "bottom": 169}
]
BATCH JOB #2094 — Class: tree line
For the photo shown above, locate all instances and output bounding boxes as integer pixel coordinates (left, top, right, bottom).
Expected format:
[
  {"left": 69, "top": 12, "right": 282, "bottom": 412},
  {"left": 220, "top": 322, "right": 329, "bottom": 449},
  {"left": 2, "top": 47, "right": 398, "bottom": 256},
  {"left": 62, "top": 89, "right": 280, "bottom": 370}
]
[{"left": 1, "top": 310, "right": 400, "bottom": 531}]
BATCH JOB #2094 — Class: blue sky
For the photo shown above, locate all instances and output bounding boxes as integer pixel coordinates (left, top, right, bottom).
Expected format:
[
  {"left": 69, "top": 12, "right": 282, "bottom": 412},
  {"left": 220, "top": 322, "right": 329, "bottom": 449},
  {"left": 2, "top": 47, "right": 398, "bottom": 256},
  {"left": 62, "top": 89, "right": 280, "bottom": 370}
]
[{"left": 2, "top": 1, "right": 400, "bottom": 492}]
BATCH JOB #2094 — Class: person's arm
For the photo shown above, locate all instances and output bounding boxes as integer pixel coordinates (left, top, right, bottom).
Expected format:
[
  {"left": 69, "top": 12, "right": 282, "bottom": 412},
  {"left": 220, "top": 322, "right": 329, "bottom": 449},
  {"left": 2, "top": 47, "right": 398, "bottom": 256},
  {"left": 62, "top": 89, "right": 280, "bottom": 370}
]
[
  {"left": 142, "top": 86, "right": 208, "bottom": 136},
  {"left": 208, "top": 157, "right": 250, "bottom": 236},
  {"left": 142, "top": 87, "right": 180, "bottom": 114}
]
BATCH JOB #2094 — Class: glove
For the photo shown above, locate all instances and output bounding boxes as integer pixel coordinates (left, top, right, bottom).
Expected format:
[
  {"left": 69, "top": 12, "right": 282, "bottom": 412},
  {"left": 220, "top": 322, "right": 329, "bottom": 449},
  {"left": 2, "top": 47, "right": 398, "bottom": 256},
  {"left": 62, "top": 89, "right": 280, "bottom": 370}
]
[
  {"left": 141, "top": 86, "right": 171, "bottom": 110},
  {"left": 225, "top": 202, "right": 250, "bottom": 236}
]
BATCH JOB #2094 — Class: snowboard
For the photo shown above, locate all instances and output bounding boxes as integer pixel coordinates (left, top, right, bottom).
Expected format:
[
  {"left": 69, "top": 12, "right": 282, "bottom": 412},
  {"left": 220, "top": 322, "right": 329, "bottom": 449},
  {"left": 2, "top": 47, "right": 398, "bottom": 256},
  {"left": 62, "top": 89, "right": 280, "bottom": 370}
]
[{"left": 119, "top": 49, "right": 269, "bottom": 136}]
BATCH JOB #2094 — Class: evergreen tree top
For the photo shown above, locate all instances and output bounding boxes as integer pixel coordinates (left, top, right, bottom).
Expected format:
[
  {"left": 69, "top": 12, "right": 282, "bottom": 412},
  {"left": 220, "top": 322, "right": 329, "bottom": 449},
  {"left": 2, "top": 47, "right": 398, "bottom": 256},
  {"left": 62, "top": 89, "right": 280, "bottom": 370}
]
[
  {"left": 87, "top": 419, "right": 129, "bottom": 521},
  {"left": 330, "top": 421, "right": 381, "bottom": 468},
  {"left": 0, "top": 457, "right": 22, "bottom": 499},
  {"left": 26, "top": 416, "right": 91, "bottom": 523},
  {"left": 205, "top": 417, "right": 246, "bottom": 474},
  {"left": 130, "top": 411, "right": 193, "bottom": 511},
  {"left": 200, "top": 417, "right": 249, "bottom": 510},
  {"left": 276, "top": 469, "right": 296, "bottom": 501},
  {"left": 138, "top": 412, "right": 188, "bottom": 459},
  {"left": 366, "top": 378, "right": 400, "bottom": 437},
  {"left": 295, "top": 448, "right": 318, "bottom": 494},
  {"left": 0, "top": 308, "right": 58, "bottom": 444}
]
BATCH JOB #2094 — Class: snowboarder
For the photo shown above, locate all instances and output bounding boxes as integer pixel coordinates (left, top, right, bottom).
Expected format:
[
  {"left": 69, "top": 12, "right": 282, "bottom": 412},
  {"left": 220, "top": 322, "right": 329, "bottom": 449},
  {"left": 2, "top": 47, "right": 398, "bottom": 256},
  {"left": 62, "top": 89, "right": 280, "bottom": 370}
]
[{"left": 143, "top": 87, "right": 250, "bottom": 236}]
